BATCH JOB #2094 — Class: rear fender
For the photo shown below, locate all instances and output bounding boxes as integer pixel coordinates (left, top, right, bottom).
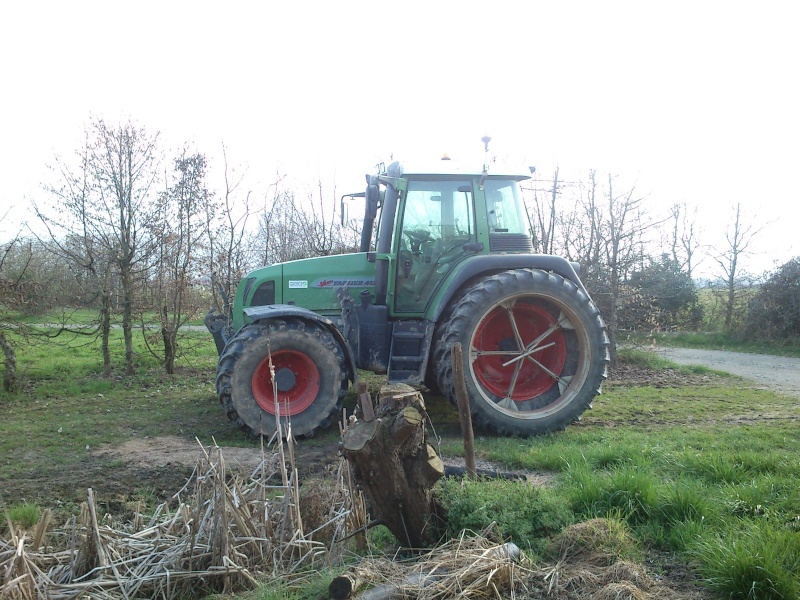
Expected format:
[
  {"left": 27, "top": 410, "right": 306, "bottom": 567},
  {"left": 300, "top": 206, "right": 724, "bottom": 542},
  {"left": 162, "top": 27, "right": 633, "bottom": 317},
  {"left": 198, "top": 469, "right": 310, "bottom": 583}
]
[
  {"left": 243, "top": 304, "right": 357, "bottom": 383},
  {"left": 432, "top": 255, "right": 588, "bottom": 322}
]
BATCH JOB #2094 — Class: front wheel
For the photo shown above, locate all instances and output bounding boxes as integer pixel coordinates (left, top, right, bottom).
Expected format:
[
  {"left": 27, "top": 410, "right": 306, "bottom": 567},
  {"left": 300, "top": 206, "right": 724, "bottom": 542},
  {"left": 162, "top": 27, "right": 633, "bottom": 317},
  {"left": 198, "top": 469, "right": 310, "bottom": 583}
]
[
  {"left": 216, "top": 318, "right": 347, "bottom": 438},
  {"left": 434, "top": 269, "right": 609, "bottom": 436}
]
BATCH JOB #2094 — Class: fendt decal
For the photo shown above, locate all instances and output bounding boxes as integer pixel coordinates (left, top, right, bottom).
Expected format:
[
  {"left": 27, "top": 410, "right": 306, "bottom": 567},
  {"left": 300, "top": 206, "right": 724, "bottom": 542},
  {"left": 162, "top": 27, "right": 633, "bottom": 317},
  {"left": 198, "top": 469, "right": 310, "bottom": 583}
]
[{"left": 311, "top": 277, "right": 376, "bottom": 288}]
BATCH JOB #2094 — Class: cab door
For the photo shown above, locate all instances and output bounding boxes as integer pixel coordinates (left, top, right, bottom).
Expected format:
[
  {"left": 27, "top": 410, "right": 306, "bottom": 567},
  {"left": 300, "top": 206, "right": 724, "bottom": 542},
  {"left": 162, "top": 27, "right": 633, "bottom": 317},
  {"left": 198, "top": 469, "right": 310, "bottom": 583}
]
[{"left": 393, "top": 179, "right": 475, "bottom": 314}]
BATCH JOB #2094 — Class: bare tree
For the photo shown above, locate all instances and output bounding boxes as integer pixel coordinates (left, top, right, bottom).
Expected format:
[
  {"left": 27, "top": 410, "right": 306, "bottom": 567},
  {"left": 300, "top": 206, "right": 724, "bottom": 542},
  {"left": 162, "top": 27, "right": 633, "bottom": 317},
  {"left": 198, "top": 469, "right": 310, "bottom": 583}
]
[
  {"left": 88, "top": 119, "right": 161, "bottom": 375},
  {"left": 524, "top": 167, "right": 561, "bottom": 255},
  {"left": 559, "top": 172, "right": 660, "bottom": 363},
  {"left": 566, "top": 170, "right": 603, "bottom": 274},
  {"left": 256, "top": 172, "right": 296, "bottom": 267},
  {"left": 147, "top": 151, "right": 208, "bottom": 374},
  {"left": 712, "top": 203, "right": 762, "bottom": 329},
  {"left": 202, "top": 144, "right": 254, "bottom": 315},
  {"left": 36, "top": 139, "right": 117, "bottom": 374},
  {"left": 298, "top": 176, "right": 352, "bottom": 257},
  {"left": 669, "top": 202, "right": 704, "bottom": 279},
  {"left": 601, "top": 175, "right": 650, "bottom": 362},
  {"left": 305, "top": 177, "right": 338, "bottom": 256}
]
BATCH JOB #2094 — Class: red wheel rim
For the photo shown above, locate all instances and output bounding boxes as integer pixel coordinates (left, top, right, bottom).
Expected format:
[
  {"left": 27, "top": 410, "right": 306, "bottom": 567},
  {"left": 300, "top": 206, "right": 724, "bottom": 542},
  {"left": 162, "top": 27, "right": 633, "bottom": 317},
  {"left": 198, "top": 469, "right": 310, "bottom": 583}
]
[
  {"left": 252, "top": 350, "right": 320, "bottom": 415},
  {"left": 471, "top": 301, "right": 567, "bottom": 403}
]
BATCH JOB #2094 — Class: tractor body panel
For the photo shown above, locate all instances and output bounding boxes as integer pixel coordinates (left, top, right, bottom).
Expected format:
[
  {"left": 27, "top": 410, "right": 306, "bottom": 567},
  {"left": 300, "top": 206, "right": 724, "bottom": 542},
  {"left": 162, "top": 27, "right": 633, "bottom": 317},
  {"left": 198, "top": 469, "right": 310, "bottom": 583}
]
[{"left": 233, "top": 252, "right": 377, "bottom": 331}]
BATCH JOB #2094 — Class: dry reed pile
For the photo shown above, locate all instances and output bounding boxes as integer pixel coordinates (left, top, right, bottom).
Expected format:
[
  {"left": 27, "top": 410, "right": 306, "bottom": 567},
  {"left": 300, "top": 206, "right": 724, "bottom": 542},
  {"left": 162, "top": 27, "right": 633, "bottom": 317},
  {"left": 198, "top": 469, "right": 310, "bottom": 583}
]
[
  {"left": 326, "top": 529, "right": 528, "bottom": 599},
  {"left": 1, "top": 433, "right": 361, "bottom": 599},
  {"left": 530, "top": 519, "right": 689, "bottom": 600}
]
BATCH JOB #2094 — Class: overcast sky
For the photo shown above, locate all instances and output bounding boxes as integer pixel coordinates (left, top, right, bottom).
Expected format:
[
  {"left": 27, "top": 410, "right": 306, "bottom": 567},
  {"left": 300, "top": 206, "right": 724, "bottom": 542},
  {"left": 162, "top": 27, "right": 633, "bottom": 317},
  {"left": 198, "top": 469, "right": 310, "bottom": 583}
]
[{"left": 1, "top": 1, "right": 797, "bottom": 277}]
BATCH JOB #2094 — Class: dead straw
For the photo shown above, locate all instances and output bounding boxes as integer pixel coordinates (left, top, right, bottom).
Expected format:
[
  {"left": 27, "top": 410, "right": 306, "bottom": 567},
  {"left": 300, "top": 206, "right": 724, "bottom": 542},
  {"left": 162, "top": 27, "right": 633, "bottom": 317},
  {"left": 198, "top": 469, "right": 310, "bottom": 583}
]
[{"left": 0, "top": 435, "right": 360, "bottom": 600}]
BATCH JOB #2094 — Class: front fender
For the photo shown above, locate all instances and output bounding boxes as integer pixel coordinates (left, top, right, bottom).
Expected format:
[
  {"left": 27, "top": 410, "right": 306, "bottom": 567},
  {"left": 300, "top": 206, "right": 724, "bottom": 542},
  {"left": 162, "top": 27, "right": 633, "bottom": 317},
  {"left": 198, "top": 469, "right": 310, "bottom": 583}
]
[{"left": 243, "top": 304, "right": 357, "bottom": 383}]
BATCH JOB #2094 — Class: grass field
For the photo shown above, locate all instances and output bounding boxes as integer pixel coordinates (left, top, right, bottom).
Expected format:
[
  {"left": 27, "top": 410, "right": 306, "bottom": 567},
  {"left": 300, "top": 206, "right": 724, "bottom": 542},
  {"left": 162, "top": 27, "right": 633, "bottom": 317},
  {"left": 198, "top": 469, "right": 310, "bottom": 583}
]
[{"left": 1, "top": 322, "right": 799, "bottom": 598}]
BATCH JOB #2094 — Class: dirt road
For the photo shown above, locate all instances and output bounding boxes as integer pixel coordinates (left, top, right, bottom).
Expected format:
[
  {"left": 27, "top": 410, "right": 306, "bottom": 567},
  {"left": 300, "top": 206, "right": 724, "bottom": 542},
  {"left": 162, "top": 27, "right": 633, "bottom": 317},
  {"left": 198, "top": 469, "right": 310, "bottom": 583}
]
[{"left": 655, "top": 347, "right": 800, "bottom": 398}]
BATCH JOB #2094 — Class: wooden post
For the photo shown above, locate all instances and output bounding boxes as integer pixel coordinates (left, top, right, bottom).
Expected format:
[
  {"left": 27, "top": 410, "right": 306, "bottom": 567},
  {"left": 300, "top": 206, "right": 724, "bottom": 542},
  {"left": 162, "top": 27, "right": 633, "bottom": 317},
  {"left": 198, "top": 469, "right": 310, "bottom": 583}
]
[
  {"left": 452, "top": 343, "right": 477, "bottom": 479},
  {"left": 341, "top": 383, "right": 445, "bottom": 548}
]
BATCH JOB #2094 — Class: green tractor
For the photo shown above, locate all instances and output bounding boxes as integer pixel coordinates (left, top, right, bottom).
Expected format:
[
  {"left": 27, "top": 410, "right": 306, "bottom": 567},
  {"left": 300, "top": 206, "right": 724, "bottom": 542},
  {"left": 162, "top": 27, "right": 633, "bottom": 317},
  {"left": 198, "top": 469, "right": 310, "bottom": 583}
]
[{"left": 206, "top": 154, "right": 609, "bottom": 438}]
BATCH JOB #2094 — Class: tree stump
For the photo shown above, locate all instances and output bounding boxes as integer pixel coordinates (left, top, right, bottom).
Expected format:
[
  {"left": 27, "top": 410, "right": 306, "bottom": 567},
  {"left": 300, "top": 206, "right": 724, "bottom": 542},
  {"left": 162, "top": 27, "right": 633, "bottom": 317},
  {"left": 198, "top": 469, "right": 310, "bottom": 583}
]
[{"left": 342, "top": 383, "right": 445, "bottom": 548}]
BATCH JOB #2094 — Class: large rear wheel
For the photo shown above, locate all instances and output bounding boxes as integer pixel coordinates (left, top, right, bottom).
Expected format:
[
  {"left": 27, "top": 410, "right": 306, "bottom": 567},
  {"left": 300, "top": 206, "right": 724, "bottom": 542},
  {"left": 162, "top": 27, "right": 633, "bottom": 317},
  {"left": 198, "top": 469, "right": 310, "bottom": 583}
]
[
  {"left": 434, "top": 269, "right": 609, "bottom": 435},
  {"left": 216, "top": 318, "right": 347, "bottom": 438}
]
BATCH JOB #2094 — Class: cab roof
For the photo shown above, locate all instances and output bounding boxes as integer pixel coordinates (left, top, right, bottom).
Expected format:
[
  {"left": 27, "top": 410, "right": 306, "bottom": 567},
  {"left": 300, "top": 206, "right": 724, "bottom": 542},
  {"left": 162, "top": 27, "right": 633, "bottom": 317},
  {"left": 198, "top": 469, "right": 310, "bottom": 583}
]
[{"left": 380, "top": 160, "right": 532, "bottom": 181}]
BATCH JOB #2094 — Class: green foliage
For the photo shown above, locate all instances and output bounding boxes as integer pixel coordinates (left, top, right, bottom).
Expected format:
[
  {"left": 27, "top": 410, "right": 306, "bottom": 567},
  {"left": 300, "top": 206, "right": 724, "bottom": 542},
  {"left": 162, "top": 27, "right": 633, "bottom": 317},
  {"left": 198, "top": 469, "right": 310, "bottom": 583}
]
[
  {"left": 690, "top": 521, "right": 800, "bottom": 599},
  {"left": 744, "top": 257, "right": 800, "bottom": 343},
  {"left": 436, "top": 477, "right": 573, "bottom": 553},
  {"left": 621, "top": 254, "right": 702, "bottom": 331},
  {"left": 366, "top": 524, "right": 397, "bottom": 553},
  {"left": 6, "top": 502, "right": 41, "bottom": 528}
]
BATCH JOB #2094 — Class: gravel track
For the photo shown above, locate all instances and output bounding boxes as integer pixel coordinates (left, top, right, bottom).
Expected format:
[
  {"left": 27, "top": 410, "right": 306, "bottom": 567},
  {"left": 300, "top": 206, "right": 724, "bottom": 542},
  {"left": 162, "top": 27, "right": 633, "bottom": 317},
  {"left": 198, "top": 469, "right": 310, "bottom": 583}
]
[{"left": 655, "top": 347, "right": 800, "bottom": 398}]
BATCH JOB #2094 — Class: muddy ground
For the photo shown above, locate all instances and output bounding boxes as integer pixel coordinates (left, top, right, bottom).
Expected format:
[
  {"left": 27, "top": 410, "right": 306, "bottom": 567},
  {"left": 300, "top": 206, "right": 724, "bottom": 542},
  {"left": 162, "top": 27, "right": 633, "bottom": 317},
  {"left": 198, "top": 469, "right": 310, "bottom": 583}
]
[{"left": 10, "top": 362, "right": 719, "bottom": 515}]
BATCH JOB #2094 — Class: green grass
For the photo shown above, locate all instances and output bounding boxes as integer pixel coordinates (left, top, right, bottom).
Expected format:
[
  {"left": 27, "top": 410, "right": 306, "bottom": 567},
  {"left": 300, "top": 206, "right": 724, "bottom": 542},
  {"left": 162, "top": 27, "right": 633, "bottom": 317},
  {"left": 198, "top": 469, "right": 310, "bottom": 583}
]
[
  {"left": 6, "top": 502, "right": 41, "bottom": 529},
  {"left": 617, "top": 346, "right": 732, "bottom": 377},
  {"left": 370, "top": 350, "right": 793, "bottom": 597},
  {"left": 690, "top": 521, "right": 800, "bottom": 599},
  {"left": 444, "top": 348, "right": 800, "bottom": 597},
  {"left": 7, "top": 307, "right": 209, "bottom": 328},
  {"left": 4, "top": 326, "right": 218, "bottom": 389}
]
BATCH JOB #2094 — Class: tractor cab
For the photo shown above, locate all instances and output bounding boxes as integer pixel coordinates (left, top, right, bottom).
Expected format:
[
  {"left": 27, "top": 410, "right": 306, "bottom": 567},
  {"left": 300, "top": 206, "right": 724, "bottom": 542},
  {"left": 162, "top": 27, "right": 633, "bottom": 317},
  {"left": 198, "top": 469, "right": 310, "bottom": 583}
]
[{"left": 348, "top": 160, "right": 535, "bottom": 317}]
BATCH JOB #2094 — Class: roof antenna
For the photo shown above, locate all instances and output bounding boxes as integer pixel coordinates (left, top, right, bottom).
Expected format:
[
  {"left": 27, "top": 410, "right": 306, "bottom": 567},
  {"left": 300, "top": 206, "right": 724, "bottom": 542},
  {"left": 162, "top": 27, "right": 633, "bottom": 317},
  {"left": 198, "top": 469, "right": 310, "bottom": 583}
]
[{"left": 479, "top": 135, "right": 491, "bottom": 190}]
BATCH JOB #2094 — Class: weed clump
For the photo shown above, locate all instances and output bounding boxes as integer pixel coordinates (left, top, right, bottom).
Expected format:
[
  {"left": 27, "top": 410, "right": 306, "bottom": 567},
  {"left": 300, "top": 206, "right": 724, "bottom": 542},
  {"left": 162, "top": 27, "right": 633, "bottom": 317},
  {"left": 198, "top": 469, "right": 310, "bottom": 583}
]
[
  {"left": 437, "top": 477, "right": 572, "bottom": 553},
  {"left": 6, "top": 502, "right": 41, "bottom": 529}
]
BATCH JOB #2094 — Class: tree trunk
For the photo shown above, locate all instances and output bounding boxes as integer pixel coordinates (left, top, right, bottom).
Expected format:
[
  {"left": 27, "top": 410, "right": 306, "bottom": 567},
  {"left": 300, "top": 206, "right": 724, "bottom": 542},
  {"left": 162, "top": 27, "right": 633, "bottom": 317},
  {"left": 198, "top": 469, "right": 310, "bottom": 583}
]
[
  {"left": 342, "top": 383, "right": 445, "bottom": 548},
  {"left": 0, "top": 330, "right": 18, "bottom": 393},
  {"left": 101, "top": 288, "right": 112, "bottom": 376},
  {"left": 161, "top": 306, "right": 176, "bottom": 376},
  {"left": 121, "top": 268, "right": 135, "bottom": 375},
  {"left": 725, "top": 265, "right": 737, "bottom": 329}
]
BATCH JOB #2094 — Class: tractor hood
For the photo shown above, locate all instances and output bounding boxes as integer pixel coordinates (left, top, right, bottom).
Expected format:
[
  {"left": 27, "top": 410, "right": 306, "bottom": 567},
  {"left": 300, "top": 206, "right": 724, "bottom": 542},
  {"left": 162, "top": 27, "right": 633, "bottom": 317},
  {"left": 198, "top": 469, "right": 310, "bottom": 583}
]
[{"left": 235, "top": 253, "right": 377, "bottom": 329}]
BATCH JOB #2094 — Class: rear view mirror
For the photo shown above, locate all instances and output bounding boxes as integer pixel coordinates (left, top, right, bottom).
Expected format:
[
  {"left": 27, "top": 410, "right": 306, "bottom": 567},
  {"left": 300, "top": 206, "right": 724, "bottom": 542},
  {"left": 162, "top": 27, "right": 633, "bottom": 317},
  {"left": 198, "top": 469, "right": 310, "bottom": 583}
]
[{"left": 340, "top": 191, "right": 364, "bottom": 227}]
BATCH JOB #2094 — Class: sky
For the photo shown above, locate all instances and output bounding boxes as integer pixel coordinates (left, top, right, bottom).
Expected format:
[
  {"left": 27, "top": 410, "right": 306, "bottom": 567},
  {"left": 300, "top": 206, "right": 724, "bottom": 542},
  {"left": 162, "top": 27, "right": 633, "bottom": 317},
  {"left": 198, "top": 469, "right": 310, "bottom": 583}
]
[{"left": 1, "top": 1, "right": 797, "bottom": 278}]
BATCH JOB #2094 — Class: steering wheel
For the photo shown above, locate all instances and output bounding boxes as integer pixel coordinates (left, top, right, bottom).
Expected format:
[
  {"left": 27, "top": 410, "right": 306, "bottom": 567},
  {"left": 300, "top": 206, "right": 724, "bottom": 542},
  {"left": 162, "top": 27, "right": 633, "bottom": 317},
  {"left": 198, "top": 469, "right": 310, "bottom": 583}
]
[{"left": 403, "top": 229, "right": 435, "bottom": 245}]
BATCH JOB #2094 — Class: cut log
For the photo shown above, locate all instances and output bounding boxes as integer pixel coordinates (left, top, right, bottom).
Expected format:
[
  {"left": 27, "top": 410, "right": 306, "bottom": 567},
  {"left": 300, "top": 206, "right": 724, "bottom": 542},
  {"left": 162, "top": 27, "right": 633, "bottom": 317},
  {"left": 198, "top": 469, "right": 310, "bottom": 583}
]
[{"left": 342, "top": 383, "right": 444, "bottom": 548}]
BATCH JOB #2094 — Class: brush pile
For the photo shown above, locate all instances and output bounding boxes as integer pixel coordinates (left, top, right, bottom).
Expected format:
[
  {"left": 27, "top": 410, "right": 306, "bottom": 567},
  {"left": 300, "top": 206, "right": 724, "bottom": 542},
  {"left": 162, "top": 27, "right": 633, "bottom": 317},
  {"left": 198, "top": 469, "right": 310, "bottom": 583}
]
[
  {"left": 529, "top": 519, "right": 692, "bottom": 600},
  {"left": 0, "top": 435, "right": 362, "bottom": 599},
  {"left": 328, "top": 531, "right": 526, "bottom": 599}
]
